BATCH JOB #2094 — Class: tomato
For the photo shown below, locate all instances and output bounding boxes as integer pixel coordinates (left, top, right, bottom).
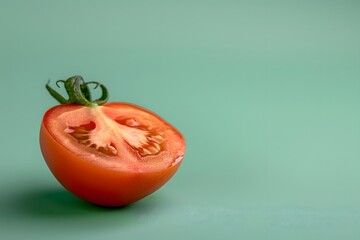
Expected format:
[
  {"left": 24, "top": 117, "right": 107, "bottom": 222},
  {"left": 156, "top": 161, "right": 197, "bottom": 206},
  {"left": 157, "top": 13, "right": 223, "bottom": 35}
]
[{"left": 40, "top": 76, "right": 186, "bottom": 207}]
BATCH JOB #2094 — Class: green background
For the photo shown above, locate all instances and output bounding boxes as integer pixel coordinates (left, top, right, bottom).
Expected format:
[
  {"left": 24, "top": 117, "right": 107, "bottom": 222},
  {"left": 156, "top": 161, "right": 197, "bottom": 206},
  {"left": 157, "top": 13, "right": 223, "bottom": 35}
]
[{"left": 1, "top": 0, "right": 360, "bottom": 239}]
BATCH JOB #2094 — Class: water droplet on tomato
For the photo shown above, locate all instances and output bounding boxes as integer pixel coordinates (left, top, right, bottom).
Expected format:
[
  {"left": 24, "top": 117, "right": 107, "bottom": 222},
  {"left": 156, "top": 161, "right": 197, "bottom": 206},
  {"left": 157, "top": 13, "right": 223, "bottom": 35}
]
[
  {"left": 170, "top": 155, "right": 183, "bottom": 167},
  {"left": 126, "top": 118, "right": 140, "bottom": 127}
]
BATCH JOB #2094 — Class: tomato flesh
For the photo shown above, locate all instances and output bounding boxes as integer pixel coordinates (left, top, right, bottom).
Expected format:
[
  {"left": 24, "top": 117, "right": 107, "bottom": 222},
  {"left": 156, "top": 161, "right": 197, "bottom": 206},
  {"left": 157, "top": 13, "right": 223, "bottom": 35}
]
[{"left": 40, "top": 102, "right": 185, "bottom": 206}]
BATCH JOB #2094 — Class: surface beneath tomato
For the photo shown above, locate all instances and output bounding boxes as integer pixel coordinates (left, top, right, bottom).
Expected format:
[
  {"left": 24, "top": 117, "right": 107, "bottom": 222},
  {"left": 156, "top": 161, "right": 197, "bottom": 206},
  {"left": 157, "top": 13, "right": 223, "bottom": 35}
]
[{"left": 43, "top": 103, "right": 185, "bottom": 172}]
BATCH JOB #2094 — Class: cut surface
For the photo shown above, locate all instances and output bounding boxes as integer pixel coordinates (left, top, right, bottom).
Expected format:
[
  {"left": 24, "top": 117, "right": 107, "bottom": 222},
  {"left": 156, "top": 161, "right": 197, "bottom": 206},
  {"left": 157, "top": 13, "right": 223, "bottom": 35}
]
[
  {"left": 65, "top": 116, "right": 164, "bottom": 157},
  {"left": 43, "top": 103, "right": 185, "bottom": 172},
  {"left": 65, "top": 121, "right": 119, "bottom": 156}
]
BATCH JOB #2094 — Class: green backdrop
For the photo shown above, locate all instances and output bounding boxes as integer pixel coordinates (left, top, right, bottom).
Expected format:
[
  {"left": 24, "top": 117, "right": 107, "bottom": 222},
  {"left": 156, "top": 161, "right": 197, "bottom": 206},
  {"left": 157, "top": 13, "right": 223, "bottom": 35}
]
[{"left": 1, "top": 0, "right": 360, "bottom": 239}]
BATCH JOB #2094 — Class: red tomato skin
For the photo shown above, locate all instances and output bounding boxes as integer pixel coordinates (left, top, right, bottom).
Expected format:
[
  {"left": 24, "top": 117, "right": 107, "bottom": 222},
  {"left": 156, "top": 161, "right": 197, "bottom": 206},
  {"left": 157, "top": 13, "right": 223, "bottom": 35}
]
[{"left": 40, "top": 105, "right": 183, "bottom": 207}]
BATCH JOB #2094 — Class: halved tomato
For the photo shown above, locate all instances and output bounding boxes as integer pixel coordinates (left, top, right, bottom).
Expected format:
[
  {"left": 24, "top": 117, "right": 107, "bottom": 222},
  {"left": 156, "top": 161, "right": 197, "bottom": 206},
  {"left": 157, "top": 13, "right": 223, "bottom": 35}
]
[{"left": 40, "top": 76, "right": 185, "bottom": 207}]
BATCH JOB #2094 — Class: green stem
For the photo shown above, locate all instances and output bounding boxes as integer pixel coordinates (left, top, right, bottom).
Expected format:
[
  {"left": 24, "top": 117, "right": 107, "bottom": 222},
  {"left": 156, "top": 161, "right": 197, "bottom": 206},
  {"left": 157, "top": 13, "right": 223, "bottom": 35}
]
[{"left": 45, "top": 75, "right": 109, "bottom": 107}]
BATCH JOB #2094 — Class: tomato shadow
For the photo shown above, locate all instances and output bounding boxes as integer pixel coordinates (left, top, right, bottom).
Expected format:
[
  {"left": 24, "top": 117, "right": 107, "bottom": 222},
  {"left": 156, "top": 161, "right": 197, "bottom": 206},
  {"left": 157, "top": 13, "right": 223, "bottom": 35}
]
[{"left": 11, "top": 187, "right": 160, "bottom": 221}]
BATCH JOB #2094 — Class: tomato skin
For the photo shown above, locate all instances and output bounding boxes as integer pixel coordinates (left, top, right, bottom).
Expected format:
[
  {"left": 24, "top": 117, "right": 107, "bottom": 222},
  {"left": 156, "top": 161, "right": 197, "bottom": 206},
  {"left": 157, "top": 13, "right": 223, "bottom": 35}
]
[{"left": 40, "top": 103, "right": 184, "bottom": 207}]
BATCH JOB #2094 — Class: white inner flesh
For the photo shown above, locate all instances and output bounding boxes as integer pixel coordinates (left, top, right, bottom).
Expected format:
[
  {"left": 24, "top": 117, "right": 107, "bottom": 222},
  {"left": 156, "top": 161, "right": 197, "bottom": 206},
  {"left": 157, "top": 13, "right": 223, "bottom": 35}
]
[{"left": 59, "top": 107, "right": 163, "bottom": 157}]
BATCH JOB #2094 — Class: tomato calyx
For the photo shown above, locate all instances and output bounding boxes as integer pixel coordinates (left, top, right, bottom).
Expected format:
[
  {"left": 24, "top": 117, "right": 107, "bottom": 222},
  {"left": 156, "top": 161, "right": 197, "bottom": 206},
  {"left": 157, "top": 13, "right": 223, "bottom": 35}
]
[{"left": 46, "top": 75, "right": 109, "bottom": 107}]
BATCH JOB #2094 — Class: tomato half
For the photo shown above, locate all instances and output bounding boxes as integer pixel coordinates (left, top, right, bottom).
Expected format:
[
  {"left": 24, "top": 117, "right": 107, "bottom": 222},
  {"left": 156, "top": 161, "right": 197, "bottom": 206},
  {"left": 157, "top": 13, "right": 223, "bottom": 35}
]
[{"left": 40, "top": 102, "right": 185, "bottom": 207}]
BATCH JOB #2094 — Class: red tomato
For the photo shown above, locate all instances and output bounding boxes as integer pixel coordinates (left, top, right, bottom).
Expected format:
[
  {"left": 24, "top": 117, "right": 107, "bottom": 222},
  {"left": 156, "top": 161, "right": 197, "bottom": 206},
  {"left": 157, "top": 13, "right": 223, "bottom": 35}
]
[{"left": 40, "top": 77, "right": 185, "bottom": 207}]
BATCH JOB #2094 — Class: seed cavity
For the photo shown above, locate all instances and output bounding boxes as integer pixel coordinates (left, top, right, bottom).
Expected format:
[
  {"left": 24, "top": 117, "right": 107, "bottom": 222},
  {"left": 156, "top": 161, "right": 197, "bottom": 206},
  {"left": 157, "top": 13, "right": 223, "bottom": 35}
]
[
  {"left": 64, "top": 117, "right": 164, "bottom": 158},
  {"left": 65, "top": 121, "right": 118, "bottom": 156},
  {"left": 136, "top": 137, "right": 164, "bottom": 157},
  {"left": 115, "top": 117, "right": 164, "bottom": 157}
]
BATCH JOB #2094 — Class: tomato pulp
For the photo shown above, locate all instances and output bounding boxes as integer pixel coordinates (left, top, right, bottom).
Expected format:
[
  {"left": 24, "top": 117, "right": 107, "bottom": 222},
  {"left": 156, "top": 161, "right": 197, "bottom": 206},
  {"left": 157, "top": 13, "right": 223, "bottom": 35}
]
[{"left": 40, "top": 102, "right": 185, "bottom": 207}]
